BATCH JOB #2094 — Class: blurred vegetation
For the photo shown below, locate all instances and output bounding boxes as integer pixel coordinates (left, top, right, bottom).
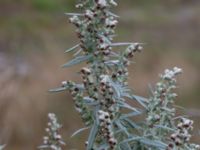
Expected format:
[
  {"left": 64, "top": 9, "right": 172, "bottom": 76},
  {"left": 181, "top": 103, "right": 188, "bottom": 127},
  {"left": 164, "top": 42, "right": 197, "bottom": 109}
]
[{"left": 0, "top": 0, "right": 199, "bottom": 149}]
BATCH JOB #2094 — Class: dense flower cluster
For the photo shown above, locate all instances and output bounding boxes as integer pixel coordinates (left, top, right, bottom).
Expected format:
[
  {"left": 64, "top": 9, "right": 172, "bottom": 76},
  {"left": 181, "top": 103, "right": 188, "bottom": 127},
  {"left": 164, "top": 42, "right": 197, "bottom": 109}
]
[
  {"left": 63, "top": 80, "right": 93, "bottom": 126},
  {"left": 162, "top": 67, "right": 182, "bottom": 80},
  {"left": 167, "top": 118, "right": 200, "bottom": 150},
  {"left": 46, "top": 0, "right": 200, "bottom": 149},
  {"left": 119, "top": 43, "right": 143, "bottom": 83},
  {"left": 69, "top": 0, "right": 118, "bottom": 58},
  {"left": 144, "top": 67, "right": 200, "bottom": 150},
  {"left": 146, "top": 68, "right": 182, "bottom": 130},
  {"left": 80, "top": 67, "right": 98, "bottom": 101},
  {"left": 99, "top": 75, "right": 117, "bottom": 113},
  {"left": 39, "top": 113, "right": 65, "bottom": 150},
  {"left": 65, "top": 0, "right": 144, "bottom": 148},
  {"left": 98, "top": 110, "right": 117, "bottom": 149}
]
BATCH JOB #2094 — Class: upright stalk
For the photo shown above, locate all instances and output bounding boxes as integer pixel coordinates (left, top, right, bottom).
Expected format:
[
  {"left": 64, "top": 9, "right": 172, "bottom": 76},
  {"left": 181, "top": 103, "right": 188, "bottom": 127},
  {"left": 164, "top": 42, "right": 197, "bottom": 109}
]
[{"left": 42, "top": 1, "right": 200, "bottom": 150}]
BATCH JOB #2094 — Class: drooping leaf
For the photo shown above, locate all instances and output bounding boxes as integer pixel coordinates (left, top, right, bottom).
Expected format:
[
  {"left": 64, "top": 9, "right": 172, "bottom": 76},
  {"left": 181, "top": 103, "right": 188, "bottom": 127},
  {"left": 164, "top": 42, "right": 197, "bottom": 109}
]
[
  {"left": 118, "top": 101, "right": 140, "bottom": 113},
  {"left": 62, "top": 54, "right": 92, "bottom": 68},
  {"left": 71, "top": 127, "right": 90, "bottom": 138},
  {"left": 132, "top": 95, "right": 148, "bottom": 109}
]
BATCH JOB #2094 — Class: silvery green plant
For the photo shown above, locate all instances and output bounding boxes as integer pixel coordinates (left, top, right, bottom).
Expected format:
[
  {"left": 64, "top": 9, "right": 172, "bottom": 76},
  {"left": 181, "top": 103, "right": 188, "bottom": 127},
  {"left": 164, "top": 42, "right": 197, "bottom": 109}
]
[
  {"left": 45, "top": 0, "right": 200, "bottom": 149},
  {"left": 0, "top": 145, "right": 5, "bottom": 150},
  {"left": 39, "top": 113, "right": 65, "bottom": 150},
  {"left": 143, "top": 67, "right": 200, "bottom": 150}
]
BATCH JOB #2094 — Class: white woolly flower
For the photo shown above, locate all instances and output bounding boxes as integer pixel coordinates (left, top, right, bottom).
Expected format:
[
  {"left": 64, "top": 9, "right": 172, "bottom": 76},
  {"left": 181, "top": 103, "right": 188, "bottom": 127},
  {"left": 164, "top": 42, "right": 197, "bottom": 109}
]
[
  {"left": 75, "top": 3, "right": 83, "bottom": 8},
  {"left": 105, "top": 18, "right": 118, "bottom": 27},
  {"left": 98, "top": 110, "right": 109, "bottom": 118},
  {"left": 98, "top": 0, "right": 107, "bottom": 7},
  {"left": 39, "top": 113, "right": 65, "bottom": 150},
  {"left": 128, "top": 43, "right": 143, "bottom": 52},
  {"left": 85, "top": 10, "right": 94, "bottom": 19},
  {"left": 173, "top": 67, "right": 182, "bottom": 75},
  {"left": 99, "top": 43, "right": 109, "bottom": 50},
  {"left": 163, "top": 69, "right": 174, "bottom": 79},
  {"left": 61, "top": 81, "right": 67, "bottom": 86},
  {"left": 69, "top": 15, "right": 79, "bottom": 23},
  {"left": 100, "top": 75, "right": 110, "bottom": 83},
  {"left": 162, "top": 67, "right": 182, "bottom": 80},
  {"left": 110, "top": 0, "right": 117, "bottom": 6}
]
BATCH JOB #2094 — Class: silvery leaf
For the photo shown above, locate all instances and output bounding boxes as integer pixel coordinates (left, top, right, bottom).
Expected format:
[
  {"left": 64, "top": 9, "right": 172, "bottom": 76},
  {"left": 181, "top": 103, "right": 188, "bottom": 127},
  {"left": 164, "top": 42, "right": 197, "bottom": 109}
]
[
  {"left": 71, "top": 127, "right": 89, "bottom": 138},
  {"left": 49, "top": 87, "right": 67, "bottom": 92},
  {"left": 64, "top": 13, "right": 84, "bottom": 16},
  {"left": 62, "top": 54, "right": 92, "bottom": 68},
  {"left": 65, "top": 43, "right": 80, "bottom": 53}
]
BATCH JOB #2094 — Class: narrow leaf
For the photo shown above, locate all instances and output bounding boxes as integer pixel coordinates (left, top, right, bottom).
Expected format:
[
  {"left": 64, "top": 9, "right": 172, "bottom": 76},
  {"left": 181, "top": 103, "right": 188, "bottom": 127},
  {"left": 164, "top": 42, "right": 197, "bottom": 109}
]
[
  {"left": 118, "top": 101, "right": 140, "bottom": 113},
  {"left": 87, "top": 123, "right": 98, "bottom": 150},
  {"left": 65, "top": 43, "right": 80, "bottom": 53},
  {"left": 73, "top": 49, "right": 82, "bottom": 56},
  {"left": 71, "top": 127, "right": 89, "bottom": 138},
  {"left": 140, "top": 138, "right": 167, "bottom": 149},
  {"left": 105, "top": 60, "right": 120, "bottom": 65},
  {"left": 83, "top": 97, "right": 99, "bottom": 106},
  {"left": 154, "top": 125, "right": 175, "bottom": 132},
  {"left": 110, "top": 42, "right": 134, "bottom": 47},
  {"left": 111, "top": 42, "right": 145, "bottom": 47},
  {"left": 38, "top": 145, "right": 49, "bottom": 149},
  {"left": 132, "top": 95, "right": 148, "bottom": 109},
  {"left": 120, "top": 111, "right": 142, "bottom": 119},
  {"left": 64, "top": 13, "right": 84, "bottom": 16},
  {"left": 106, "top": 11, "right": 120, "bottom": 18},
  {"left": 62, "top": 54, "right": 92, "bottom": 68},
  {"left": 115, "top": 120, "right": 130, "bottom": 136},
  {"left": 123, "top": 118, "right": 142, "bottom": 130},
  {"left": 97, "top": 144, "right": 109, "bottom": 150},
  {"left": 87, "top": 106, "right": 99, "bottom": 150},
  {"left": 49, "top": 87, "right": 67, "bottom": 92}
]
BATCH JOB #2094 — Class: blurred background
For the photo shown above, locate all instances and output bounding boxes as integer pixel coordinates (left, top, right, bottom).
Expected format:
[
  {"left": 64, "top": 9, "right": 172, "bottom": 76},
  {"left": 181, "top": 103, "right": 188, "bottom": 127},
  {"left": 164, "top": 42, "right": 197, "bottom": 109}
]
[{"left": 0, "top": 0, "right": 199, "bottom": 149}]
